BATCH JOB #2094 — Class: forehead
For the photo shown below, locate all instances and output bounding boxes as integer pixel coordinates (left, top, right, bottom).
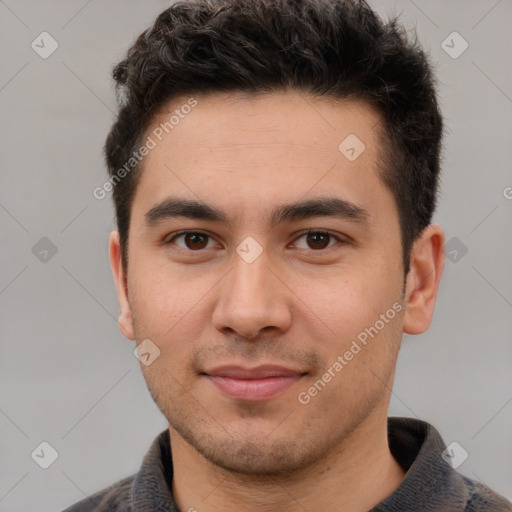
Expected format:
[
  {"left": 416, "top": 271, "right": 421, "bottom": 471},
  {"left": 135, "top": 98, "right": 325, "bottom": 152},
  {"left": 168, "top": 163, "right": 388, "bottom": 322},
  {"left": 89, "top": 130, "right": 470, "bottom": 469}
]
[
  {"left": 131, "top": 91, "right": 394, "bottom": 230},
  {"left": 149, "top": 90, "right": 383, "bottom": 153}
]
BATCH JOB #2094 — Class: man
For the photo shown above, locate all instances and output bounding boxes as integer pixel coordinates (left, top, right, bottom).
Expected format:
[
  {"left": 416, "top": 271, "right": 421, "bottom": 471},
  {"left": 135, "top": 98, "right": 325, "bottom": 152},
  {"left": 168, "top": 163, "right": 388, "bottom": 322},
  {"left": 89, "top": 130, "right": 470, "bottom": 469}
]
[{"left": 64, "top": 0, "right": 511, "bottom": 510}]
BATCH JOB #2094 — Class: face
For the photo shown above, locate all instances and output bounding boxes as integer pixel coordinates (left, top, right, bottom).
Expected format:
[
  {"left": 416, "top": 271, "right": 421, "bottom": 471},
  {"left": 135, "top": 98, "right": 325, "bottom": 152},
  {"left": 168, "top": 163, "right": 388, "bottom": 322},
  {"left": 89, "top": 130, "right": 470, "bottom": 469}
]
[{"left": 112, "top": 91, "right": 414, "bottom": 475}]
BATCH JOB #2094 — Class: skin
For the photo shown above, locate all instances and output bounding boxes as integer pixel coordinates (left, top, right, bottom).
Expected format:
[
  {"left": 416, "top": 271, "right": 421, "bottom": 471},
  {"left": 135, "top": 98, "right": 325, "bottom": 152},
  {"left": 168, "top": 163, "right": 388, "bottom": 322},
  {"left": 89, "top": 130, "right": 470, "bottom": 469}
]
[{"left": 109, "top": 90, "right": 445, "bottom": 512}]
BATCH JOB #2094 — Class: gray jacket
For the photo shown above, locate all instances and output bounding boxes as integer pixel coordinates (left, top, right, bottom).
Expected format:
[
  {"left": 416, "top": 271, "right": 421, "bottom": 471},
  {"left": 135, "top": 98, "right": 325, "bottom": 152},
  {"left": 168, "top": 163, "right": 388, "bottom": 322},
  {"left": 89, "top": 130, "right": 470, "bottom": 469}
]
[{"left": 62, "top": 417, "right": 512, "bottom": 511}]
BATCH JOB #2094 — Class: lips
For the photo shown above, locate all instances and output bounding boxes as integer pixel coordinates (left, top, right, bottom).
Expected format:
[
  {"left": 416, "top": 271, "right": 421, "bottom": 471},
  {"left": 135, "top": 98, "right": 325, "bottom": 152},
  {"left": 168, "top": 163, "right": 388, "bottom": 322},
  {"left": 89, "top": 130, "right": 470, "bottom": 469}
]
[
  {"left": 203, "top": 365, "right": 306, "bottom": 402},
  {"left": 206, "top": 365, "right": 304, "bottom": 379}
]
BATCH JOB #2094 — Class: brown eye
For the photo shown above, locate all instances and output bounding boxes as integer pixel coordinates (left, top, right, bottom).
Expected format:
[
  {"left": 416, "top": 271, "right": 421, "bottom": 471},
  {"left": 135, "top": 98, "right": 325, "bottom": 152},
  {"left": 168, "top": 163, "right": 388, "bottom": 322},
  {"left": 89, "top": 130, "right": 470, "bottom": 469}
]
[
  {"left": 292, "top": 230, "right": 343, "bottom": 251},
  {"left": 166, "top": 231, "right": 214, "bottom": 250},
  {"left": 183, "top": 233, "right": 209, "bottom": 250},
  {"left": 306, "top": 231, "right": 331, "bottom": 250}
]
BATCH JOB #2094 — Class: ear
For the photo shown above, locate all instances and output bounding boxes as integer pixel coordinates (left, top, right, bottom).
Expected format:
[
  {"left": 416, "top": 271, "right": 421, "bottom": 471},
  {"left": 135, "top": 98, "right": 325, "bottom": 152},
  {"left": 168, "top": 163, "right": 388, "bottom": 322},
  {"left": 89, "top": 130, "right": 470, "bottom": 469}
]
[
  {"left": 109, "top": 231, "right": 135, "bottom": 340},
  {"left": 403, "top": 224, "right": 445, "bottom": 335}
]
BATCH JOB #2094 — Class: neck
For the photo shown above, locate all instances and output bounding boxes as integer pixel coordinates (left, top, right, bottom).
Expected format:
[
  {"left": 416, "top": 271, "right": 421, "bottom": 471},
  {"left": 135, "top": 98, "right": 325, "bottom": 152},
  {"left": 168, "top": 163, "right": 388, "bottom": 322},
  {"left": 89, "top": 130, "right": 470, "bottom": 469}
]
[{"left": 170, "top": 410, "right": 405, "bottom": 512}]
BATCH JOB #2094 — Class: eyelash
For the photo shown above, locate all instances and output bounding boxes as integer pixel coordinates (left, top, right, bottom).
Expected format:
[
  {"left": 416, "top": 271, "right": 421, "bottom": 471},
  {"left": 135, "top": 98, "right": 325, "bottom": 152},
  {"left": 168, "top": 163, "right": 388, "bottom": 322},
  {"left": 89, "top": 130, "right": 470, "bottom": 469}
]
[{"left": 164, "top": 229, "right": 347, "bottom": 253}]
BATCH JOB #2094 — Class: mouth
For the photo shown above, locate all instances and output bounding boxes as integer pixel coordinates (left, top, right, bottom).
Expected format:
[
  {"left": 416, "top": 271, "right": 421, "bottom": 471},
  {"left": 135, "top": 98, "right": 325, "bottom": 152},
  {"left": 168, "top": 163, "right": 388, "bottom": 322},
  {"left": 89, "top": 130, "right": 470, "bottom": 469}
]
[{"left": 202, "top": 365, "right": 307, "bottom": 402}]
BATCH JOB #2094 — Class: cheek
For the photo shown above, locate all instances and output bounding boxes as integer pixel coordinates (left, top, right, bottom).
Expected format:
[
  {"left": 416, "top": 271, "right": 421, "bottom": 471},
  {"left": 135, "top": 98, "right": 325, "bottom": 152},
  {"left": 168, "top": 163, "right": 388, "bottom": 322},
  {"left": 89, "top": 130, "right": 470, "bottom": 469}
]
[
  {"left": 291, "top": 264, "right": 403, "bottom": 372},
  {"left": 128, "top": 261, "right": 219, "bottom": 366},
  {"left": 292, "top": 264, "right": 395, "bottom": 329},
  {"left": 128, "top": 261, "right": 191, "bottom": 336}
]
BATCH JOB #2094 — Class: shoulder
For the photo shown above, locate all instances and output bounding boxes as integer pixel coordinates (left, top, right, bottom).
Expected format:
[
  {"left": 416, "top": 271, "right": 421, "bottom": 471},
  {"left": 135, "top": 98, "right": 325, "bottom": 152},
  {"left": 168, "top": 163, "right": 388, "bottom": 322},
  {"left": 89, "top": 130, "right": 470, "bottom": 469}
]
[
  {"left": 381, "top": 418, "right": 512, "bottom": 511},
  {"left": 60, "top": 474, "right": 135, "bottom": 512},
  {"left": 461, "top": 475, "right": 512, "bottom": 512}
]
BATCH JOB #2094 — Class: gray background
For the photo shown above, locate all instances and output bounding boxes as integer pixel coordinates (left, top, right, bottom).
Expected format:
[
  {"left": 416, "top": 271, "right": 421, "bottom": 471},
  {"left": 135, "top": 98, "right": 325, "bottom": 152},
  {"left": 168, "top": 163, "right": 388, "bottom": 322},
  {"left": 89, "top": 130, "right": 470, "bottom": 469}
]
[{"left": 0, "top": 1, "right": 511, "bottom": 510}]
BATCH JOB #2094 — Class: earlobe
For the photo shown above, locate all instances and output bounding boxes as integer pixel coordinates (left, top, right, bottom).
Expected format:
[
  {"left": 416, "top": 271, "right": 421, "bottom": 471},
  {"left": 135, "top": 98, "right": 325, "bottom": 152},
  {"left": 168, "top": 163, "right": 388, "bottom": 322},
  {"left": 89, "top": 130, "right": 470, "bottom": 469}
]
[
  {"left": 403, "top": 224, "right": 445, "bottom": 335},
  {"left": 109, "top": 231, "right": 135, "bottom": 340}
]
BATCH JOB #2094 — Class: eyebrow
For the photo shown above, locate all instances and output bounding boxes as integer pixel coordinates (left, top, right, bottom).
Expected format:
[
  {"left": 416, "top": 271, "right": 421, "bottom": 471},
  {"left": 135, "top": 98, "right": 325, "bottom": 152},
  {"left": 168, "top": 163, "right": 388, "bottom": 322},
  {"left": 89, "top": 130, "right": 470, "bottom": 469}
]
[{"left": 145, "top": 196, "right": 370, "bottom": 228}]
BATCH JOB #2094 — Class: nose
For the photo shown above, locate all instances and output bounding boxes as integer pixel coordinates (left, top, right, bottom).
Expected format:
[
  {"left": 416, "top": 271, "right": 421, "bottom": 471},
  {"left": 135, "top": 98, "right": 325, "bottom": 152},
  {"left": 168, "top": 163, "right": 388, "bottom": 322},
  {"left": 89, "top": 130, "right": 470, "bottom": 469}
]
[{"left": 211, "top": 249, "right": 292, "bottom": 340}]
